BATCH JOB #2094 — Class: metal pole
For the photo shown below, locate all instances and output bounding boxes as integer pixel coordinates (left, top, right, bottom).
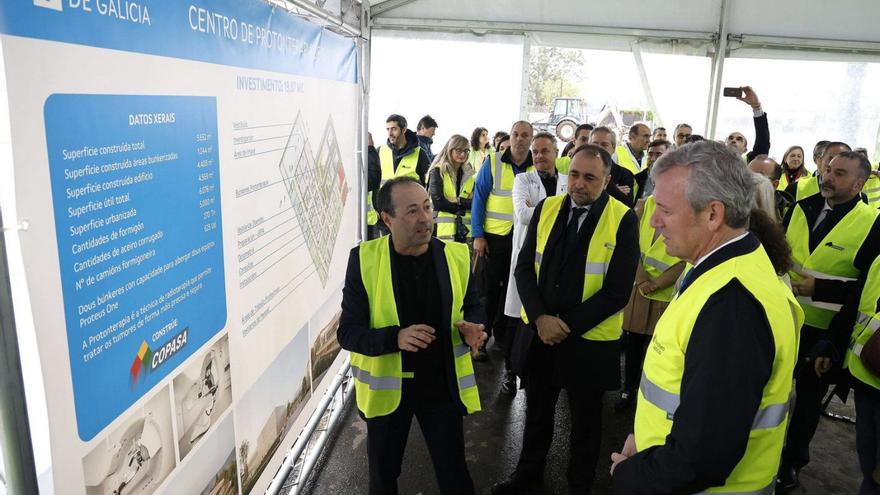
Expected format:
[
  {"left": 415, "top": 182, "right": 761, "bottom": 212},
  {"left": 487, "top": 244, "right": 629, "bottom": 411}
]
[
  {"left": 272, "top": 0, "right": 362, "bottom": 37},
  {"left": 703, "top": 39, "right": 718, "bottom": 135},
  {"left": 631, "top": 41, "right": 663, "bottom": 127},
  {"left": 519, "top": 34, "right": 532, "bottom": 121},
  {"left": 265, "top": 359, "right": 351, "bottom": 494},
  {"left": 289, "top": 374, "right": 354, "bottom": 495},
  {"left": 0, "top": 213, "right": 39, "bottom": 494},
  {"left": 360, "top": 3, "right": 372, "bottom": 243},
  {"left": 706, "top": 0, "right": 730, "bottom": 139}
]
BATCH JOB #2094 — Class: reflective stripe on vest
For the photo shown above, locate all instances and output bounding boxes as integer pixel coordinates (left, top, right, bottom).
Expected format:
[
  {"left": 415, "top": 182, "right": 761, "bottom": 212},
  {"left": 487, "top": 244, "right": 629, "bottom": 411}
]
[
  {"left": 635, "top": 244, "right": 803, "bottom": 494},
  {"left": 846, "top": 256, "right": 880, "bottom": 389},
  {"left": 484, "top": 154, "right": 533, "bottom": 235},
  {"left": 350, "top": 237, "right": 480, "bottom": 418},
  {"left": 864, "top": 175, "right": 880, "bottom": 207},
  {"left": 786, "top": 201, "right": 877, "bottom": 329},
  {"left": 638, "top": 196, "right": 682, "bottom": 302},
  {"left": 615, "top": 143, "right": 642, "bottom": 174},
  {"left": 367, "top": 145, "right": 420, "bottom": 225},
  {"left": 524, "top": 194, "right": 629, "bottom": 341},
  {"left": 639, "top": 372, "right": 791, "bottom": 430}
]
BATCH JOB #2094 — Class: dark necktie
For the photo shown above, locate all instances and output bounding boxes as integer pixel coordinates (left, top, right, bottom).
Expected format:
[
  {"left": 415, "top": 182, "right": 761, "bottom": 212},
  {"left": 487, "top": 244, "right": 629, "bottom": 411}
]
[
  {"left": 678, "top": 267, "right": 695, "bottom": 294},
  {"left": 565, "top": 207, "right": 587, "bottom": 250}
]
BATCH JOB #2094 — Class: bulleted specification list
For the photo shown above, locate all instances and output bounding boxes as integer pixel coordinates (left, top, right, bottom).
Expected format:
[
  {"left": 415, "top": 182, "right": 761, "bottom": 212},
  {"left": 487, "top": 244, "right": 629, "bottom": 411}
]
[{"left": 44, "top": 94, "right": 227, "bottom": 440}]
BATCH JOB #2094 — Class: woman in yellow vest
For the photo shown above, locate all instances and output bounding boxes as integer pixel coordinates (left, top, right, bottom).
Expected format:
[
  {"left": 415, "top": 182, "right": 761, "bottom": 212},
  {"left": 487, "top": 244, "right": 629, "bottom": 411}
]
[
  {"left": 428, "top": 134, "right": 476, "bottom": 243},
  {"left": 468, "top": 127, "right": 492, "bottom": 172},
  {"left": 616, "top": 195, "right": 685, "bottom": 413},
  {"left": 779, "top": 145, "right": 808, "bottom": 192}
]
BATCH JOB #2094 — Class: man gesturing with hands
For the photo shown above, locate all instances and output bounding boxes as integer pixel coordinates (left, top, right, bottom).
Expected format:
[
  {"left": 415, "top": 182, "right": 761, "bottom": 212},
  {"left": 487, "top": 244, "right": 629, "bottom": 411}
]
[{"left": 338, "top": 176, "right": 486, "bottom": 495}]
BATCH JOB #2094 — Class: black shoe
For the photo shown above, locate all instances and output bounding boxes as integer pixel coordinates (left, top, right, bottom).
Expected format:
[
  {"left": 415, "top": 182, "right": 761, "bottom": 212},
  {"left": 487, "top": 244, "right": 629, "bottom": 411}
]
[
  {"left": 500, "top": 371, "right": 518, "bottom": 396},
  {"left": 491, "top": 472, "right": 541, "bottom": 494},
  {"left": 614, "top": 391, "right": 635, "bottom": 413},
  {"left": 473, "top": 344, "right": 489, "bottom": 362},
  {"left": 776, "top": 465, "right": 800, "bottom": 492}
]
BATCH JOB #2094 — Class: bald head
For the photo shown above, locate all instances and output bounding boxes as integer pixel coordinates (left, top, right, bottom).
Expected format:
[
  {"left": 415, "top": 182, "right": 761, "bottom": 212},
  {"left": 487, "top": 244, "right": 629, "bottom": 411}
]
[{"left": 748, "top": 155, "right": 781, "bottom": 187}]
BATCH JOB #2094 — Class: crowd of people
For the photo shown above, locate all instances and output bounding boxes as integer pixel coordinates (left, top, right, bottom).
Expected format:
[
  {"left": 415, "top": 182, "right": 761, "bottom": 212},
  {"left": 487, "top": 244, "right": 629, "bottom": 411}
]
[{"left": 338, "top": 86, "right": 880, "bottom": 494}]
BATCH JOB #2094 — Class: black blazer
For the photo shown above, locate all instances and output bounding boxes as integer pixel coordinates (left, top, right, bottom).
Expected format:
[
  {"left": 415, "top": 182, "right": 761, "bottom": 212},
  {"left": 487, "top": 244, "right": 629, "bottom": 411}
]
[{"left": 513, "top": 193, "right": 639, "bottom": 389}]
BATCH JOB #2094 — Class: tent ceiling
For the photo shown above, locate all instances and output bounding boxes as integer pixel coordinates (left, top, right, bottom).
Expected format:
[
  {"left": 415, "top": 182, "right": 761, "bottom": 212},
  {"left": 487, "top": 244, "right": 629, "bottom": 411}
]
[{"left": 368, "top": 0, "right": 880, "bottom": 49}]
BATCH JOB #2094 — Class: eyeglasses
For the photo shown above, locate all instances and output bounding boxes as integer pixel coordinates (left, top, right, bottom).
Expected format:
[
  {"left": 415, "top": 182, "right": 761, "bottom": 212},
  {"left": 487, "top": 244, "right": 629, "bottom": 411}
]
[{"left": 452, "top": 148, "right": 469, "bottom": 154}]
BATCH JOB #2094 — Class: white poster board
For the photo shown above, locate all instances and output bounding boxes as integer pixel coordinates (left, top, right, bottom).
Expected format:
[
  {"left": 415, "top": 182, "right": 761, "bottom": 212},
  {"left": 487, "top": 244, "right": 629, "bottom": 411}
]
[{"left": 0, "top": 1, "right": 358, "bottom": 493}]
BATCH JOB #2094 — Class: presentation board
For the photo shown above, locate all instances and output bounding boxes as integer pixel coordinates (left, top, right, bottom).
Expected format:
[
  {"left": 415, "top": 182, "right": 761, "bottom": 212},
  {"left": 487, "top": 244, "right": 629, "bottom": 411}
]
[{"left": 0, "top": 1, "right": 358, "bottom": 493}]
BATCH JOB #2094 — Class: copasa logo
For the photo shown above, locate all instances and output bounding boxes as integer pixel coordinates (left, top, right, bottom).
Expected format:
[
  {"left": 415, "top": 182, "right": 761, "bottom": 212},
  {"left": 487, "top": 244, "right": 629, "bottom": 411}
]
[
  {"left": 130, "top": 328, "right": 189, "bottom": 386},
  {"left": 33, "top": 0, "right": 63, "bottom": 11}
]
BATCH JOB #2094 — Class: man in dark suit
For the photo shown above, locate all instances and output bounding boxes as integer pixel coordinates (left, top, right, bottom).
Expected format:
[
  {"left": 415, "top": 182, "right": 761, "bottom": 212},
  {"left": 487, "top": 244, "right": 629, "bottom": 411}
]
[
  {"left": 338, "top": 177, "right": 487, "bottom": 494},
  {"left": 492, "top": 145, "right": 639, "bottom": 494}
]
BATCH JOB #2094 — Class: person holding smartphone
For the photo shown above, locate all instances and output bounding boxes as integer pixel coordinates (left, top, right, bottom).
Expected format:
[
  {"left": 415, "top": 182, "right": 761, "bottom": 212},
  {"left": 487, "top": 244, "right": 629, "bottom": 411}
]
[{"left": 723, "top": 86, "right": 770, "bottom": 163}]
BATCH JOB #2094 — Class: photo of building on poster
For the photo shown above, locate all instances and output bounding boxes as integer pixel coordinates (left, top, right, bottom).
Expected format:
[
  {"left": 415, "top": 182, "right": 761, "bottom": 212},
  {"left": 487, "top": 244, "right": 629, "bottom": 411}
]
[
  {"left": 235, "top": 329, "right": 310, "bottom": 494},
  {"left": 201, "top": 449, "right": 239, "bottom": 495},
  {"left": 310, "top": 310, "right": 341, "bottom": 387},
  {"left": 81, "top": 387, "right": 176, "bottom": 494},
  {"left": 173, "top": 334, "right": 233, "bottom": 461}
]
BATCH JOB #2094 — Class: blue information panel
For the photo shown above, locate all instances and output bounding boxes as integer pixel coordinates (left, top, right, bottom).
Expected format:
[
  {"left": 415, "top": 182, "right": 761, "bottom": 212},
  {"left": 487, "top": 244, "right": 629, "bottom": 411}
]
[{"left": 44, "top": 94, "right": 226, "bottom": 440}]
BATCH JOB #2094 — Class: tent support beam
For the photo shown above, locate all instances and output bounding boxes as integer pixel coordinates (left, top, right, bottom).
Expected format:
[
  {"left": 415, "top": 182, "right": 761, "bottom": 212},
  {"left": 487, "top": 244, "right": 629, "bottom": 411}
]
[
  {"left": 520, "top": 34, "right": 531, "bottom": 121},
  {"left": 705, "top": 0, "right": 730, "bottom": 139},
  {"left": 632, "top": 41, "right": 662, "bottom": 127}
]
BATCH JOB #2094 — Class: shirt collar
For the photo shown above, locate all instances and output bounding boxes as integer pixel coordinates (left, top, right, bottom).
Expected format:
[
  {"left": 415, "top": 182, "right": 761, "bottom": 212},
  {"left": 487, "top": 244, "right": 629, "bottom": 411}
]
[{"left": 693, "top": 231, "right": 749, "bottom": 269}]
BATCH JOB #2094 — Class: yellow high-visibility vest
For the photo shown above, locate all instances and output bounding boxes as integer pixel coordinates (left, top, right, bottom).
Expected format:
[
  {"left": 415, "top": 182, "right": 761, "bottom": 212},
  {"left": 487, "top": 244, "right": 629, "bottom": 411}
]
[
  {"left": 523, "top": 194, "right": 629, "bottom": 341},
  {"left": 615, "top": 143, "right": 642, "bottom": 175},
  {"left": 350, "top": 237, "right": 480, "bottom": 418},
  {"left": 483, "top": 154, "right": 534, "bottom": 235},
  {"left": 367, "top": 145, "right": 420, "bottom": 226},
  {"left": 638, "top": 196, "right": 682, "bottom": 302},
  {"left": 786, "top": 200, "right": 878, "bottom": 329},
  {"left": 846, "top": 255, "right": 880, "bottom": 390},
  {"left": 435, "top": 168, "right": 475, "bottom": 241},
  {"left": 635, "top": 244, "right": 802, "bottom": 494}
]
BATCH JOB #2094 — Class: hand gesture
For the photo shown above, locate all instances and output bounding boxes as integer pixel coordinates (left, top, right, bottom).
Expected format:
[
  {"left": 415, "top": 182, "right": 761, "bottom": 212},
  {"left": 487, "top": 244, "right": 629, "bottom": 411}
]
[
  {"left": 398, "top": 324, "right": 436, "bottom": 352},
  {"left": 535, "top": 315, "right": 571, "bottom": 345},
  {"left": 455, "top": 320, "right": 487, "bottom": 354},
  {"left": 737, "top": 86, "right": 761, "bottom": 109},
  {"left": 610, "top": 434, "right": 637, "bottom": 475}
]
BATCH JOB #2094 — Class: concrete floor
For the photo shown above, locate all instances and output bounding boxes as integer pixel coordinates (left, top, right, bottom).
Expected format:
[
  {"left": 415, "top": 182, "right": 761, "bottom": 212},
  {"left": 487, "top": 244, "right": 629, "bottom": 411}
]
[{"left": 298, "top": 341, "right": 861, "bottom": 494}]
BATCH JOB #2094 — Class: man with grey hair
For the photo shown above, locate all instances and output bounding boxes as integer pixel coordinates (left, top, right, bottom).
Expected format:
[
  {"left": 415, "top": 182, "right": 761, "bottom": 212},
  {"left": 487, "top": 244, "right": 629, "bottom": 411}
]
[
  {"left": 778, "top": 150, "right": 880, "bottom": 490},
  {"left": 611, "top": 141, "right": 803, "bottom": 494}
]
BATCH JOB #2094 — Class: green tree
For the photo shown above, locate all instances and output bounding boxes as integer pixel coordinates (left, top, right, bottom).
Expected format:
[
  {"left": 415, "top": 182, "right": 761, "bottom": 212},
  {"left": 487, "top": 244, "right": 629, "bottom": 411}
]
[{"left": 528, "top": 46, "right": 585, "bottom": 112}]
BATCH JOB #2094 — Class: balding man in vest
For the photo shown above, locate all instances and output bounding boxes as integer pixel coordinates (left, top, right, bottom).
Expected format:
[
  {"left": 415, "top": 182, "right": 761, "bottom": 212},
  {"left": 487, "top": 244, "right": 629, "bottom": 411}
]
[
  {"left": 612, "top": 141, "right": 803, "bottom": 494},
  {"left": 471, "top": 120, "right": 536, "bottom": 395},
  {"left": 339, "top": 177, "right": 487, "bottom": 494}
]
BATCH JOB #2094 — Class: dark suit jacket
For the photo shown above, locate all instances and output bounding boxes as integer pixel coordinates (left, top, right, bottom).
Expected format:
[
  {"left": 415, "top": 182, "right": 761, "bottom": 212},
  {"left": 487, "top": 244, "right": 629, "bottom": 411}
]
[{"left": 513, "top": 192, "right": 639, "bottom": 389}]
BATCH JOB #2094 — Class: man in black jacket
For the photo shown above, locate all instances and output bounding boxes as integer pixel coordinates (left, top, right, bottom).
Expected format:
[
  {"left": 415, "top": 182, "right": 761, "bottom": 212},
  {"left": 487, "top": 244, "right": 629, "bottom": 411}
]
[
  {"left": 492, "top": 145, "right": 639, "bottom": 494},
  {"left": 338, "top": 177, "right": 487, "bottom": 494}
]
